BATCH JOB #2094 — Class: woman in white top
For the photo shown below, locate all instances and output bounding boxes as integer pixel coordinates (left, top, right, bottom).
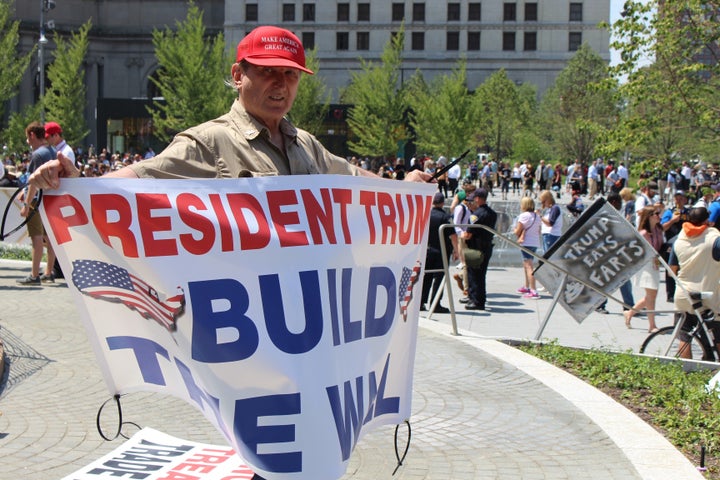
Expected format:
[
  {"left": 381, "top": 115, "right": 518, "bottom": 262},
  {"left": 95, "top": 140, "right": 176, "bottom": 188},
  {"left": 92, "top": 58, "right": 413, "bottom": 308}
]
[
  {"left": 624, "top": 206, "right": 664, "bottom": 332},
  {"left": 511, "top": 162, "right": 522, "bottom": 195},
  {"left": 539, "top": 190, "right": 563, "bottom": 253},
  {"left": 514, "top": 196, "right": 542, "bottom": 299}
]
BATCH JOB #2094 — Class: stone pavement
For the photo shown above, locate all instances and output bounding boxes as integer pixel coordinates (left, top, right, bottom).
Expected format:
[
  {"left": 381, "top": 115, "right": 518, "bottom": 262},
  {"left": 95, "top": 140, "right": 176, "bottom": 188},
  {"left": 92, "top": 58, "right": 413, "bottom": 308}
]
[{"left": 0, "top": 258, "right": 705, "bottom": 479}]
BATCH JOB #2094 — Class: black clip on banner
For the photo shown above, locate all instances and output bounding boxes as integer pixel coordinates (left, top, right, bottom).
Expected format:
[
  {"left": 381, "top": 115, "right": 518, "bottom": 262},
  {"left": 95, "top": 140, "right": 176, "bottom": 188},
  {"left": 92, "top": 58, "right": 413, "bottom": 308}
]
[
  {"left": 431, "top": 149, "right": 470, "bottom": 180},
  {"left": 0, "top": 187, "right": 43, "bottom": 241}
]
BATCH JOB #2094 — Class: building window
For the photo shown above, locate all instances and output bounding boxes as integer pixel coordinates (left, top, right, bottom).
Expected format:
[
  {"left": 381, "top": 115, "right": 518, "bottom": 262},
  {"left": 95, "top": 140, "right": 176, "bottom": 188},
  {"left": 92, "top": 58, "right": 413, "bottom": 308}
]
[
  {"left": 569, "top": 31, "right": 582, "bottom": 50},
  {"left": 357, "top": 31, "right": 369, "bottom": 50},
  {"left": 504, "top": 3, "right": 517, "bottom": 21},
  {"left": 525, "top": 3, "right": 537, "bottom": 21},
  {"left": 337, "top": 3, "right": 349, "bottom": 21},
  {"left": 412, "top": 32, "right": 425, "bottom": 50},
  {"left": 283, "top": 3, "right": 295, "bottom": 22},
  {"left": 358, "top": 3, "right": 370, "bottom": 21},
  {"left": 569, "top": 2, "right": 583, "bottom": 21},
  {"left": 246, "top": 4, "right": 258, "bottom": 22},
  {"left": 503, "top": 31, "right": 516, "bottom": 50},
  {"left": 447, "top": 31, "right": 460, "bottom": 50},
  {"left": 468, "top": 31, "right": 480, "bottom": 50},
  {"left": 524, "top": 31, "right": 537, "bottom": 51},
  {"left": 448, "top": 3, "right": 460, "bottom": 21},
  {"left": 413, "top": 3, "right": 426, "bottom": 22},
  {"left": 302, "top": 32, "right": 315, "bottom": 50},
  {"left": 303, "top": 4, "right": 315, "bottom": 21},
  {"left": 469, "top": 3, "right": 481, "bottom": 21},
  {"left": 392, "top": 3, "right": 405, "bottom": 21},
  {"left": 337, "top": 32, "right": 349, "bottom": 50}
]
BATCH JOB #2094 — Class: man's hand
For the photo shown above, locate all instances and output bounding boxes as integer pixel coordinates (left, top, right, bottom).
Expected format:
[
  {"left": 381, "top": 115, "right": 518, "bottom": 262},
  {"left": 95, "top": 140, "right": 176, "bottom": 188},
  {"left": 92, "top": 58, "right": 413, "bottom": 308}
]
[
  {"left": 404, "top": 169, "right": 435, "bottom": 183},
  {"left": 29, "top": 151, "right": 80, "bottom": 190}
]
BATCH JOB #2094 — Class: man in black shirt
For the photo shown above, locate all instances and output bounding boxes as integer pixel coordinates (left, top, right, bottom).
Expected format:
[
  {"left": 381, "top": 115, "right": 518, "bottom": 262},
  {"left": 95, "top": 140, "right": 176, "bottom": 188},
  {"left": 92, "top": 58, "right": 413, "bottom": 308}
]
[
  {"left": 420, "top": 192, "right": 458, "bottom": 313},
  {"left": 421, "top": 192, "right": 458, "bottom": 313},
  {"left": 462, "top": 189, "right": 497, "bottom": 310}
]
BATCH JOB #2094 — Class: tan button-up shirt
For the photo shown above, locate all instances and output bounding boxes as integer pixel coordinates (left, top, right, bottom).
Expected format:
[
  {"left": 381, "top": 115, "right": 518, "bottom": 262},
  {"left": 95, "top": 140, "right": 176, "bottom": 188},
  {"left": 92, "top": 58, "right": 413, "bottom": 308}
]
[{"left": 131, "top": 100, "right": 360, "bottom": 179}]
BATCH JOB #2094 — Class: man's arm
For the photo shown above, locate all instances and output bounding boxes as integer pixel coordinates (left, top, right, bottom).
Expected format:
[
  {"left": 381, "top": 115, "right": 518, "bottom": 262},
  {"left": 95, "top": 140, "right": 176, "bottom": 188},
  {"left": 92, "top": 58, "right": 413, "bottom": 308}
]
[{"left": 30, "top": 151, "right": 139, "bottom": 189}]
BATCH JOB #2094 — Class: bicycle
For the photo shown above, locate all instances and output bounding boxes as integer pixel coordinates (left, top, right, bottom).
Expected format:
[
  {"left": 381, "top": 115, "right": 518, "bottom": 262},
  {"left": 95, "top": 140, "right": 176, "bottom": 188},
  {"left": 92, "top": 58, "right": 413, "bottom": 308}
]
[{"left": 640, "top": 292, "right": 720, "bottom": 362}]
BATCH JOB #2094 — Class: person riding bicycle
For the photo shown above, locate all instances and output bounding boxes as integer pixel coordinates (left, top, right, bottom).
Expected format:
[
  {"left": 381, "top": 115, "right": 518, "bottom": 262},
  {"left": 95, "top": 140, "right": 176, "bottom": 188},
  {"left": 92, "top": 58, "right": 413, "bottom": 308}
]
[{"left": 669, "top": 206, "right": 720, "bottom": 358}]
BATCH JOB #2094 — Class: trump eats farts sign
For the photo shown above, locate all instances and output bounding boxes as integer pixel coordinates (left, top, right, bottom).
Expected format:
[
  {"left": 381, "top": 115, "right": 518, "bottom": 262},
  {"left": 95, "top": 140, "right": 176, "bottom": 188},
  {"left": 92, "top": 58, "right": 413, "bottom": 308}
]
[{"left": 41, "top": 175, "right": 435, "bottom": 480}]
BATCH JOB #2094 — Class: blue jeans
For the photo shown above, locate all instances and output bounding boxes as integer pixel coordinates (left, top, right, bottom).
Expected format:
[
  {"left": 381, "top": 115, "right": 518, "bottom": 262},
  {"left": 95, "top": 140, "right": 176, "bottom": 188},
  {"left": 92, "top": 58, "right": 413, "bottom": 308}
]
[{"left": 542, "top": 234, "right": 560, "bottom": 253}]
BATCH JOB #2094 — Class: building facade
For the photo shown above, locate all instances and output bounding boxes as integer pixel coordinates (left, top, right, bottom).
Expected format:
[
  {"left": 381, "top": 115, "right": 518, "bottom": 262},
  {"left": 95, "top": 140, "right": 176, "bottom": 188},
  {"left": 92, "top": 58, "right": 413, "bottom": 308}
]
[
  {"left": 226, "top": 1, "right": 610, "bottom": 99},
  {"left": 9, "top": 0, "right": 609, "bottom": 155}
]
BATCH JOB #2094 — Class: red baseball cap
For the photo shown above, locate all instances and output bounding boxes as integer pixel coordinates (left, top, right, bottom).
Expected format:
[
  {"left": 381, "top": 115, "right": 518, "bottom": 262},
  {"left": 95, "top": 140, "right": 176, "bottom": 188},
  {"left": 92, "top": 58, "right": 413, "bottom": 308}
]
[
  {"left": 236, "top": 26, "right": 314, "bottom": 75},
  {"left": 45, "top": 121, "right": 62, "bottom": 137}
]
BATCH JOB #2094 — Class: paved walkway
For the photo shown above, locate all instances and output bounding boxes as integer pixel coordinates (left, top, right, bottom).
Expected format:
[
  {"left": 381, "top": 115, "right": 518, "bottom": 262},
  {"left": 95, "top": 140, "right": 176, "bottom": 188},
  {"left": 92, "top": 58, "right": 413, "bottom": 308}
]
[{"left": 0, "top": 258, "right": 705, "bottom": 479}]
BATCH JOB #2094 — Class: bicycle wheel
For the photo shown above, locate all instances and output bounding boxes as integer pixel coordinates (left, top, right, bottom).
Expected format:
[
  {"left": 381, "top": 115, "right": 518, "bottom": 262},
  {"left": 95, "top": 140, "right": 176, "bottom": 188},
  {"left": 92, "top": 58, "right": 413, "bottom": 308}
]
[{"left": 640, "top": 326, "right": 711, "bottom": 360}]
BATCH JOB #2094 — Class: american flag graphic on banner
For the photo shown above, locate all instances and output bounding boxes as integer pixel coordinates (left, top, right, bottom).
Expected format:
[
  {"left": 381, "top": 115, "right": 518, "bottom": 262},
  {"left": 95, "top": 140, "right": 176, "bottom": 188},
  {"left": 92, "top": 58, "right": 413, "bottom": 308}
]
[
  {"left": 398, "top": 261, "right": 422, "bottom": 322},
  {"left": 71, "top": 259, "right": 185, "bottom": 332}
]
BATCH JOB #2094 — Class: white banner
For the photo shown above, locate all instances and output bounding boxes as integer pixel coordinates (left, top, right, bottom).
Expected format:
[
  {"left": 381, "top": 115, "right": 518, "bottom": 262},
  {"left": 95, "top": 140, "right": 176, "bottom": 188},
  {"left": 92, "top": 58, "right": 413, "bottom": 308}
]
[
  {"left": 534, "top": 199, "right": 656, "bottom": 323},
  {"left": 61, "top": 428, "right": 255, "bottom": 480},
  {"left": 41, "top": 175, "right": 435, "bottom": 480}
]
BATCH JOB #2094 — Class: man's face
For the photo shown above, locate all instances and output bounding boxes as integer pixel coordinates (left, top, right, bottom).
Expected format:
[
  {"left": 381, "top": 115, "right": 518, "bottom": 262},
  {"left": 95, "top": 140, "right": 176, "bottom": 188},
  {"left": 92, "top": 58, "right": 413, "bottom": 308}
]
[
  {"left": 234, "top": 63, "right": 300, "bottom": 127},
  {"left": 675, "top": 195, "right": 687, "bottom": 207},
  {"left": 46, "top": 132, "right": 60, "bottom": 146}
]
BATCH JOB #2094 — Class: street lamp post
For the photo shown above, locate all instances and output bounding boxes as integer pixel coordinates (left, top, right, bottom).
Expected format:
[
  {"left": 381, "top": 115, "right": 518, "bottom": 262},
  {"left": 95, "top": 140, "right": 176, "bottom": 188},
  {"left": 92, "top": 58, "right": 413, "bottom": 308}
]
[{"left": 38, "top": 0, "right": 55, "bottom": 123}]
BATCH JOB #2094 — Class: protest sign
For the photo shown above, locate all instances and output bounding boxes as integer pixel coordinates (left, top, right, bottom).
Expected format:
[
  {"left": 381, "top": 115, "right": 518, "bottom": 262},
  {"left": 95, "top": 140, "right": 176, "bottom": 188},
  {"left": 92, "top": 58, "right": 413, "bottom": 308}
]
[
  {"left": 41, "top": 175, "right": 435, "bottom": 479},
  {"left": 61, "top": 428, "right": 255, "bottom": 480},
  {"left": 534, "top": 199, "right": 656, "bottom": 323}
]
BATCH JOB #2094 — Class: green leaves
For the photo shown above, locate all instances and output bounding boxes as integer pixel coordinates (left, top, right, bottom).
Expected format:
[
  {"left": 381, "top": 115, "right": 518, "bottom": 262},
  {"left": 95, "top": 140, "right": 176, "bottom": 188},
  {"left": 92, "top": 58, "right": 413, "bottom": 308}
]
[
  {"left": 342, "top": 26, "right": 408, "bottom": 158},
  {"left": 147, "top": 1, "right": 235, "bottom": 142},
  {"left": 0, "top": 0, "right": 33, "bottom": 122},
  {"left": 520, "top": 342, "right": 720, "bottom": 475},
  {"left": 289, "top": 49, "right": 330, "bottom": 137},
  {"left": 44, "top": 20, "right": 91, "bottom": 148}
]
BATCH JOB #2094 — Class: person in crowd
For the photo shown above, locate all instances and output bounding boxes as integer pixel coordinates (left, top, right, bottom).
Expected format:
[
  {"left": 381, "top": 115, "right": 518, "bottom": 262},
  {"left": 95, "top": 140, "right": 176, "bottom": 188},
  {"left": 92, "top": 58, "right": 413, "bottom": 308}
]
[
  {"left": 499, "top": 161, "right": 511, "bottom": 200},
  {"left": 446, "top": 156, "right": 461, "bottom": 195},
  {"left": 587, "top": 159, "right": 599, "bottom": 200},
  {"left": 17, "top": 122, "right": 57, "bottom": 285},
  {"left": 617, "top": 161, "right": 629, "bottom": 189},
  {"left": 44, "top": 121, "right": 75, "bottom": 166},
  {"left": 624, "top": 206, "right": 664, "bottom": 332},
  {"left": 694, "top": 186, "right": 713, "bottom": 209},
  {"left": 30, "top": 26, "right": 430, "bottom": 188},
  {"left": 511, "top": 162, "right": 522, "bottom": 195},
  {"left": 670, "top": 207, "right": 720, "bottom": 358},
  {"left": 538, "top": 190, "right": 563, "bottom": 253},
  {"left": 452, "top": 188, "right": 474, "bottom": 301},
  {"left": 535, "top": 160, "right": 548, "bottom": 192},
  {"left": 435, "top": 156, "right": 448, "bottom": 198},
  {"left": 634, "top": 180, "right": 657, "bottom": 226},
  {"left": 708, "top": 183, "right": 720, "bottom": 227},
  {"left": 596, "top": 192, "right": 635, "bottom": 314},
  {"left": 522, "top": 162, "right": 535, "bottom": 198},
  {"left": 514, "top": 196, "right": 542, "bottom": 299},
  {"left": 619, "top": 187, "right": 636, "bottom": 226},
  {"left": 462, "top": 188, "right": 497, "bottom": 310},
  {"left": 421, "top": 193, "right": 458, "bottom": 313},
  {"left": 551, "top": 163, "right": 563, "bottom": 199},
  {"left": 567, "top": 187, "right": 584, "bottom": 217},
  {"left": 659, "top": 190, "right": 689, "bottom": 302}
]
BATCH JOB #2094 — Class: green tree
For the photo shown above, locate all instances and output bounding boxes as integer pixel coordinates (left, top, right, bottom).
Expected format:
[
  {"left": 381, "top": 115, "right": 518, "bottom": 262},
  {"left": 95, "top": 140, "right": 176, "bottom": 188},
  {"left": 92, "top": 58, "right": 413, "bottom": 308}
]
[
  {"left": 148, "top": 1, "right": 234, "bottom": 142},
  {"left": 44, "top": 20, "right": 91, "bottom": 147},
  {"left": 612, "top": 0, "right": 720, "bottom": 137},
  {"left": 288, "top": 48, "right": 330, "bottom": 136},
  {"left": 0, "top": 0, "right": 35, "bottom": 125},
  {"left": 341, "top": 28, "right": 409, "bottom": 159},
  {"left": 1, "top": 103, "right": 42, "bottom": 156},
  {"left": 406, "top": 60, "right": 476, "bottom": 158},
  {"left": 474, "top": 69, "right": 530, "bottom": 161},
  {"left": 539, "top": 43, "right": 618, "bottom": 164}
]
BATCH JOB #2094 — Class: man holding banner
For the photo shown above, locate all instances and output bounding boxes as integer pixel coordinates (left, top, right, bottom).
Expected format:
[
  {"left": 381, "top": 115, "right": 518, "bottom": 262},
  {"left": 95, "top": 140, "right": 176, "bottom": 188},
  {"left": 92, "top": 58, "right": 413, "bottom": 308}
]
[
  {"left": 30, "top": 26, "right": 430, "bottom": 186},
  {"left": 28, "top": 26, "right": 437, "bottom": 480}
]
